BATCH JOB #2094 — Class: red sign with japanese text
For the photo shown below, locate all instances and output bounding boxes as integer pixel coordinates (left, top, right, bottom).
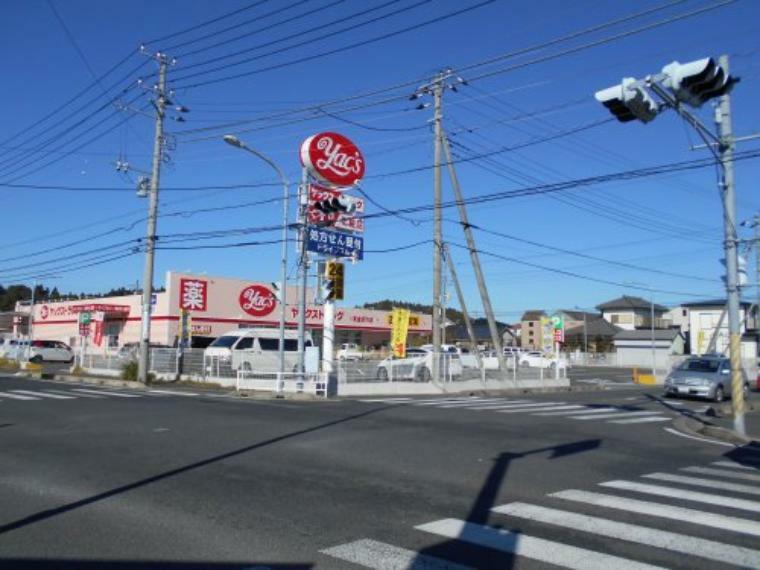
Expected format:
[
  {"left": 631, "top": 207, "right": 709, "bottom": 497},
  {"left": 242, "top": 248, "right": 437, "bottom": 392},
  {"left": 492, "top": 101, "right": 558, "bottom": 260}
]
[
  {"left": 307, "top": 184, "right": 365, "bottom": 232},
  {"left": 300, "top": 132, "right": 365, "bottom": 187},
  {"left": 180, "top": 278, "right": 208, "bottom": 312},
  {"left": 239, "top": 285, "right": 277, "bottom": 317}
]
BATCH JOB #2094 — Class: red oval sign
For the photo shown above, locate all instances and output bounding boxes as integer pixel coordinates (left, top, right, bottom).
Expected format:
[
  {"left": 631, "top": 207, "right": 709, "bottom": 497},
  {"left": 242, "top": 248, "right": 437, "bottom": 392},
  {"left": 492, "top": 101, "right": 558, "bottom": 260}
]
[
  {"left": 239, "top": 285, "right": 277, "bottom": 317},
  {"left": 40, "top": 305, "right": 49, "bottom": 320},
  {"left": 300, "top": 132, "right": 365, "bottom": 187}
]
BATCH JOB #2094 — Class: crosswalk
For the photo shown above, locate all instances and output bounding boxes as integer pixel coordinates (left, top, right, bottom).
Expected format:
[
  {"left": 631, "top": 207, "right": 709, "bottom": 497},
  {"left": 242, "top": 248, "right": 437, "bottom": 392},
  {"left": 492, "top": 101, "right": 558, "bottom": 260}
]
[
  {"left": 0, "top": 386, "right": 200, "bottom": 402},
  {"left": 321, "top": 457, "right": 760, "bottom": 569},
  {"left": 359, "top": 396, "right": 674, "bottom": 425}
]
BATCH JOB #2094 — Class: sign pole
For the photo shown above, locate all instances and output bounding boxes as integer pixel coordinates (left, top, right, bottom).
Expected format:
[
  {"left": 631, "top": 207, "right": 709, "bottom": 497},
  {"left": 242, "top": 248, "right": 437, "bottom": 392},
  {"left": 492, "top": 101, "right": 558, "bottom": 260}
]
[
  {"left": 297, "top": 166, "right": 309, "bottom": 376},
  {"left": 323, "top": 291, "right": 335, "bottom": 375}
]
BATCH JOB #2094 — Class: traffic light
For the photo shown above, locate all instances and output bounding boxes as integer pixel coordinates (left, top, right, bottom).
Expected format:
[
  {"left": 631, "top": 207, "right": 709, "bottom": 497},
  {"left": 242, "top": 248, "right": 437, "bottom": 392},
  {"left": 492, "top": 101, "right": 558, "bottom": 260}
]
[
  {"left": 594, "top": 77, "right": 658, "bottom": 123},
  {"left": 661, "top": 58, "right": 734, "bottom": 108},
  {"left": 323, "top": 261, "right": 344, "bottom": 301},
  {"left": 313, "top": 196, "right": 357, "bottom": 217}
]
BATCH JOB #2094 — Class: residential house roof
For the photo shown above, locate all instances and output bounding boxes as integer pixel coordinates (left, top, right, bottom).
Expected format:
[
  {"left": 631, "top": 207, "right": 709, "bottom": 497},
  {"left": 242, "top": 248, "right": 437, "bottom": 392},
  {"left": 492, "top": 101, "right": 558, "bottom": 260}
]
[
  {"left": 560, "top": 310, "right": 602, "bottom": 322},
  {"left": 681, "top": 299, "right": 752, "bottom": 308},
  {"left": 613, "top": 329, "right": 681, "bottom": 341},
  {"left": 520, "top": 310, "right": 546, "bottom": 321},
  {"left": 596, "top": 295, "right": 668, "bottom": 312},
  {"left": 565, "top": 318, "right": 621, "bottom": 338}
]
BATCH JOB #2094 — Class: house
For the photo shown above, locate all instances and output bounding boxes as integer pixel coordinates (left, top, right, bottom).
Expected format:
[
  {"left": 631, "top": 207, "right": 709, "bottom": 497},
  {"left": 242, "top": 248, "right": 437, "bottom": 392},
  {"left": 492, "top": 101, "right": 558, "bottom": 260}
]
[
  {"left": 564, "top": 317, "right": 621, "bottom": 353},
  {"left": 596, "top": 295, "right": 669, "bottom": 331},
  {"left": 666, "top": 305, "right": 690, "bottom": 336},
  {"left": 520, "top": 310, "right": 546, "bottom": 350},
  {"left": 448, "top": 321, "right": 517, "bottom": 350},
  {"left": 613, "top": 329, "right": 685, "bottom": 370},
  {"left": 681, "top": 299, "right": 757, "bottom": 358}
]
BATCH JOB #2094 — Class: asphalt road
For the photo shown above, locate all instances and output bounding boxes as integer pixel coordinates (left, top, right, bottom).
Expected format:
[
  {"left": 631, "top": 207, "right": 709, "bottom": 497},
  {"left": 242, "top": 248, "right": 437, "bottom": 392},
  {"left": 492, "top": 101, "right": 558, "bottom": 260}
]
[{"left": 1, "top": 374, "right": 759, "bottom": 569}]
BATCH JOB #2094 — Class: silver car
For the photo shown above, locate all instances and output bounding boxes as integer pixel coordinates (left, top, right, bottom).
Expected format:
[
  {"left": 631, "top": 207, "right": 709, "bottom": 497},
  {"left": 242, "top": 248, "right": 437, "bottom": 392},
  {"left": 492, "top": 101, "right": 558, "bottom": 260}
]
[{"left": 664, "top": 356, "right": 750, "bottom": 402}]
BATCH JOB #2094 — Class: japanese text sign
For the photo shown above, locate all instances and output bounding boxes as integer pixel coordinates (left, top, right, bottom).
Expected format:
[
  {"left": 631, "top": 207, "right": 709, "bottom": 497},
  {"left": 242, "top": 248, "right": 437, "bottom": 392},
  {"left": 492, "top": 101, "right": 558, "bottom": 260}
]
[{"left": 306, "top": 227, "right": 364, "bottom": 260}]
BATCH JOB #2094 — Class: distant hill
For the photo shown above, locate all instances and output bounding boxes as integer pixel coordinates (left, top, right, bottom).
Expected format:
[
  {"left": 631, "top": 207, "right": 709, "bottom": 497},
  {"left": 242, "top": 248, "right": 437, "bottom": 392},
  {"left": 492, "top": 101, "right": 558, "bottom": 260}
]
[{"left": 362, "top": 299, "right": 507, "bottom": 327}]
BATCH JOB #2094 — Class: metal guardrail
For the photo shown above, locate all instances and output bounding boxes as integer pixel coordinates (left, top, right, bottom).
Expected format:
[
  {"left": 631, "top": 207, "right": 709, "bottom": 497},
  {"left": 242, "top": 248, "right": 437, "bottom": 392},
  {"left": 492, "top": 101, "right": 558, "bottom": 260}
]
[{"left": 236, "top": 370, "right": 330, "bottom": 396}]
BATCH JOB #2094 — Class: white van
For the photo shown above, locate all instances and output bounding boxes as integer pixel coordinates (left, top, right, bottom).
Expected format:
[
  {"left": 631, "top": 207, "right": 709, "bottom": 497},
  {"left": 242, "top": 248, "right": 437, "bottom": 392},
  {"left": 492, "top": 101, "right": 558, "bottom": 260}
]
[{"left": 204, "top": 328, "right": 315, "bottom": 373}]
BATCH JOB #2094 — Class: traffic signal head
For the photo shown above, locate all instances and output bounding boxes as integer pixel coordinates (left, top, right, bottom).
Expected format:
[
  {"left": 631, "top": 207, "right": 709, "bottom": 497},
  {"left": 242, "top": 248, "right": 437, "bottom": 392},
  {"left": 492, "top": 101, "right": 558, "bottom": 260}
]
[
  {"left": 313, "top": 196, "right": 357, "bottom": 217},
  {"left": 594, "top": 77, "right": 658, "bottom": 123},
  {"left": 661, "top": 57, "right": 734, "bottom": 108}
]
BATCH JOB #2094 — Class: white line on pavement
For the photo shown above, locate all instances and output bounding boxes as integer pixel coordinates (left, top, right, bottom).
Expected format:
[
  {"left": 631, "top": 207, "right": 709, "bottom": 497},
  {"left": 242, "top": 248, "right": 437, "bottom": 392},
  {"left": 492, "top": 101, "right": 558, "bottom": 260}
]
[
  {"left": 320, "top": 538, "right": 472, "bottom": 570},
  {"left": 147, "top": 390, "right": 199, "bottom": 397},
  {"left": 571, "top": 411, "right": 661, "bottom": 421},
  {"left": 492, "top": 402, "right": 567, "bottom": 411},
  {"left": 11, "top": 390, "right": 75, "bottom": 400},
  {"left": 498, "top": 405, "right": 587, "bottom": 414},
  {"left": 412, "top": 398, "right": 482, "bottom": 406},
  {"left": 0, "top": 391, "right": 40, "bottom": 400},
  {"left": 70, "top": 389, "right": 141, "bottom": 398},
  {"left": 415, "top": 518, "right": 664, "bottom": 570},
  {"left": 642, "top": 473, "right": 760, "bottom": 496},
  {"left": 534, "top": 407, "right": 616, "bottom": 416},
  {"left": 492, "top": 502, "right": 760, "bottom": 568},
  {"left": 600, "top": 480, "right": 760, "bottom": 513},
  {"left": 551, "top": 489, "right": 760, "bottom": 538},
  {"left": 438, "top": 399, "right": 531, "bottom": 408},
  {"left": 712, "top": 461, "right": 760, "bottom": 471},
  {"left": 358, "top": 398, "right": 413, "bottom": 403},
  {"left": 43, "top": 389, "right": 102, "bottom": 398},
  {"left": 663, "top": 427, "right": 736, "bottom": 448},
  {"left": 682, "top": 466, "right": 760, "bottom": 482},
  {"left": 609, "top": 416, "right": 671, "bottom": 424}
]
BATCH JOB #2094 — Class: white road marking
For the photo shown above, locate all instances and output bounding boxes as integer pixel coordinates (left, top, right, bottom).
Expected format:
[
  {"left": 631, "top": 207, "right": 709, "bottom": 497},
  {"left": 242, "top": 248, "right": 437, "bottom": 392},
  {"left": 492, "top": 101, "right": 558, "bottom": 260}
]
[
  {"left": 663, "top": 427, "right": 736, "bottom": 447},
  {"left": 535, "top": 407, "right": 616, "bottom": 416},
  {"left": 499, "top": 405, "right": 587, "bottom": 414},
  {"left": 682, "top": 466, "right": 760, "bottom": 482},
  {"left": 70, "top": 388, "right": 141, "bottom": 398},
  {"left": 492, "top": 402, "right": 567, "bottom": 411},
  {"left": 439, "top": 399, "right": 531, "bottom": 408},
  {"left": 551, "top": 489, "right": 760, "bottom": 538},
  {"left": 609, "top": 416, "right": 671, "bottom": 424},
  {"left": 0, "top": 391, "right": 40, "bottom": 400},
  {"left": 412, "top": 398, "right": 482, "bottom": 406},
  {"left": 571, "top": 411, "right": 661, "bottom": 420},
  {"left": 643, "top": 472, "right": 760, "bottom": 496},
  {"left": 148, "top": 390, "right": 198, "bottom": 397},
  {"left": 712, "top": 461, "right": 760, "bottom": 471},
  {"left": 600, "top": 480, "right": 760, "bottom": 513},
  {"left": 11, "top": 389, "right": 75, "bottom": 400},
  {"left": 43, "top": 389, "right": 102, "bottom": 398},
  {"left": 416, "top": 518, "right": 664, "bottom": 570},
  {"left": 358, "top": 398, "right": 413, "bottom": 403},
  {"left": 666, "top": 401, "right": 685, "bottom": 406},
  {"left": 493, "top": 502, "right": 760, "bottom": 568},
  {"left": 320, "top": 538, "right": 471, "bottom": 570}
]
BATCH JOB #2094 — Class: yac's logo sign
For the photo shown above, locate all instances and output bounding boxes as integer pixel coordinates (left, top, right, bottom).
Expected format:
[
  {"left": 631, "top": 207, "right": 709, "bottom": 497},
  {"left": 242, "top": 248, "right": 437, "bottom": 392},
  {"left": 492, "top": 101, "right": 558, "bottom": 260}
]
[
  {"left": 300, "top": 132, "right": 365, "bottom": 187},
  {"left": 239, "top": 285, "right": 277, "bottom": 317},
  {"left": 40, "top": 305, "right": 49, "bottom": 320}
]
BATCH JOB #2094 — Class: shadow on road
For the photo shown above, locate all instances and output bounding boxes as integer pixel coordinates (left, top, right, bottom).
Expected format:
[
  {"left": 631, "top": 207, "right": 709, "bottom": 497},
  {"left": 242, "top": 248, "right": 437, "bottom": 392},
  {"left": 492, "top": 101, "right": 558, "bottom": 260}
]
[{"left": 413, "top": 439, "right": 601, "bottom": 567}]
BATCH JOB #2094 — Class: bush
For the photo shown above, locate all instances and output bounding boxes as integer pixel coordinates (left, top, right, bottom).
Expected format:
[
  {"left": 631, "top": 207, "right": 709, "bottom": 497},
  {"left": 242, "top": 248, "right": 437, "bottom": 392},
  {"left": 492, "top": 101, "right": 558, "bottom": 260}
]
[{"left": 121, "top": 361, "right": 155, "bottom": 382}]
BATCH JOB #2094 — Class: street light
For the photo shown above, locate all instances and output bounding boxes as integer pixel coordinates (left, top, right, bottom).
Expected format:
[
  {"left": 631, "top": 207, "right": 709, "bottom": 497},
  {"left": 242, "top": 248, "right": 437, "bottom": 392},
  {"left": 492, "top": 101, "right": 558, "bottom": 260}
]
[{"left": 223, "top": 135, "right": 290, "bottom": 389}]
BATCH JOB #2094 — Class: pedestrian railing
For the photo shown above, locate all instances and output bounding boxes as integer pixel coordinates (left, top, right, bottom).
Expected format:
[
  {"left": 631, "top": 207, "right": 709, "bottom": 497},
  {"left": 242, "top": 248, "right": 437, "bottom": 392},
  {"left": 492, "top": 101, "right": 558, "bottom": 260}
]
[{"left": 236, "top": 370, "right": 330, "bottom": 397}]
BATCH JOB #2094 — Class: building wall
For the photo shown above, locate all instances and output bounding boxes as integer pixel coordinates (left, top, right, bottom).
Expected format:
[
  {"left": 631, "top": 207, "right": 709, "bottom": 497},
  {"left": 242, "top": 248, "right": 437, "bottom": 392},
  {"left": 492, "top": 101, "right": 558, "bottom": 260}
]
[
  {"left": 667, "top": 306, "right": 690, "bottom": 334},
  {"left": 602, "top": 309, "right": 669, "bottom": 331},
  {"left": 688, "top": 306, "right": 748, "bottom": 356},
  {"left": 613, "top": 337, "right": 684, "bottom": 369},
  {"left": 521, "top": 320, "right": 541, "bottom": 349}
]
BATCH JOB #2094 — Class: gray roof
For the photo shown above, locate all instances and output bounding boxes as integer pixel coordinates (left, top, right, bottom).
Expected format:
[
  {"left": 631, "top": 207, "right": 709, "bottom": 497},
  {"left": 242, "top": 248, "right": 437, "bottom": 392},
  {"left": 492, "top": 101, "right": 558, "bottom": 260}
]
[
  {"left": 681, "top": 299, "right": 752, "bottom": 308},
  {"left": 565, "top": 318, "right": 620, "bottom": 338},
  {"left": 596, "top": 295, "right": 668, "bottom": 312},
  {"left": 560, "top": 310, "right": 602, "bottom": 322},
  {"left": 521, "top": 310, "right": 546, "bottom": 321},
  {"left": 614, "top": 329, "right": 681, "bottom": 341}
]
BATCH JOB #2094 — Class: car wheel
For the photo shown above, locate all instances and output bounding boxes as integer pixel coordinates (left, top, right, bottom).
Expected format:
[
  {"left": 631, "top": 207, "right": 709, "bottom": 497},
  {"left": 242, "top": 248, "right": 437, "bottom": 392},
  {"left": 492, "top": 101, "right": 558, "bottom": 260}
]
[
  {"left": 714, "top": 385, "right": 725, "bottom": 403},
  {"left": 30, "top": 355, "right": 43, "bottom": 364},
  {"left": 377, "top": 367, "right": 389, "bottom": 381},
  {"left": 416, "top": 367, "right": 431, "bottom": 382}
]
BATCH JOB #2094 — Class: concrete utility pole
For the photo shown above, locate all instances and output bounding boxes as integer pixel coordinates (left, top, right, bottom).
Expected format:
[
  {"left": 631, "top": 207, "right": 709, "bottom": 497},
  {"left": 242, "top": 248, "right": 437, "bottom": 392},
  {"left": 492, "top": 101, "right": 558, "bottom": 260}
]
[
  {"left": 442, "top": 133, "right": 509, "bottom": 377},
  {"left": 650, "top": 292, "right": 656, "bottom": 378},
  {"left": 716, "top": 55, "right": 746, "bottom": 436},
  {"left": 137, "top": 54, "right": 169, "bottom": 385},
  {"left": 297, "top": 168, "right": 309, "bottom": 375},
  {"left": 444, "top": 244, "right": 482, "bottom": 369},
  {"left": 431, "top": 73, "right": 444, "bottom": 384}
]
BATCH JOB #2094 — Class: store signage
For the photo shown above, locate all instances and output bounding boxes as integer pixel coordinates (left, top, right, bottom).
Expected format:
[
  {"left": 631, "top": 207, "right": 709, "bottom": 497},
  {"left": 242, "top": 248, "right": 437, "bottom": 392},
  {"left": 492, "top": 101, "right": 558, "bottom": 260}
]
[
  {"left": 40, "top": 305, "right": 49, "bottom": 320},
  {"left": 300, "top": 132, "right": 365, "bottom": 187},
  {"left": 307, "top": 184, "right": 365, "bottom": 232},
  {"left": 306, "top": 227, "right": 363, "bottom": 260},
  {"left": 239, "top": 284, "right": 277, "bottom": 317},
  {"left": 390, "top": 308, "right": 410, "bottom": 358},
  {"left": 38, "top": 303, "right": 129, "bottom": 320},
  {"left": 180, "top": 278, "right": 208, "bottom": 312}
]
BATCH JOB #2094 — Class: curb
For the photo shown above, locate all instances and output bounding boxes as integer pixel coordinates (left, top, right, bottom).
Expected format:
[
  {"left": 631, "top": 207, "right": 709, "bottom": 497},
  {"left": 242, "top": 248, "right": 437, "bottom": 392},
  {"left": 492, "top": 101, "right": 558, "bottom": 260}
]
[{"left": 673, "top": 415, "right": 757, "bottom": 446}]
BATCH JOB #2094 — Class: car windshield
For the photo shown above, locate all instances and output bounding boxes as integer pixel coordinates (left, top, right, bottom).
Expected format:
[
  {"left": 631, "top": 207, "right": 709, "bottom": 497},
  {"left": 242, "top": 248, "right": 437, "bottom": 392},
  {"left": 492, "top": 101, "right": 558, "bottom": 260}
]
[
  {"left": 679, "top": 359, "right": 720, "bottom": 372},
  {"left": 209, "top": 336, "right": 239, "bottom": 348}
]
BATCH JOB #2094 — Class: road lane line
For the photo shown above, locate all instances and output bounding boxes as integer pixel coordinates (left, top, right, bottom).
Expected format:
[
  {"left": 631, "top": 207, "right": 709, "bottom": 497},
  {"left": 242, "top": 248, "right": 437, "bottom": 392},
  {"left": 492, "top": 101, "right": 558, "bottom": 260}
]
[
  {"left": 490, "top": 402, "right": 567, "bottom": 411},
  {"left": 0, "top": 391, "right": 40, "bottom": 400},
  {"left": 412, "top": 398, "right": 482, "bottom": 406},
  {"left": 71, "top": 389, "right": 141, "bottom": 398},
  {"left": 358, "top": 398, "right": 413, "bottom": 403},
  {"left": 492, "top": 502, "right": 760, "bottom": 568},
  {"left": 600, "top": 480, "right": 760, "bottom": 513},
  {"left": 43, "top": 389, "right": 102, "bottom": 398},
  {"left": 643, "top": 473, "right": 760, "bottom": 496},
  {"left": 571, "top": 411, "right": 660, "bottom": 420},
  {"left": 551, "top": 489, "right": 760, "bottom": 538},
  {"left": 495, "top": 405, "right": 587, "bottom": 414},
  {"left": 415, "top": 518, "right": 664, "bottom": 570},
  {"left": 712, "top": 461, "right": 760, "bottom": 471},
  {"left": 11, "top": 390, "right": 75, "bottom": 400},
  {"left": 535, "top": 407, "right": 616, "bottom": 416},
  {"left": 320, "top": 538, "right": 471, "bottom": 569},
  {"left": 439, "top": 399, "right": 531, "bottom": 408},
  {"left": 663, "top": 427, "right": 736, "bottom": 447},
  {"left": 609, "top": 416, "right": 671, "bottom": 424},
  {"left": 147, "top": 390, "right": 197, "bottom": 397},
  {"left": 682, "top": 466, "right": 760, "bottom": 482}
]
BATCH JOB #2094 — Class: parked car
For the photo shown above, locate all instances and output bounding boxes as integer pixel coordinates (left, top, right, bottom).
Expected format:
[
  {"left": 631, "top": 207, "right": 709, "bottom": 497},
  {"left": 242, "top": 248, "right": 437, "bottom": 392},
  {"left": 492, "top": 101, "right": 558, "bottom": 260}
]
[
  {"left": 664, "top": 355, "right": 750, "bottom": 402},
  {"left": 116, "top": 342, "right": 169, "bottom": 360},
  {"left": 204, "top": 328, "right": 314, "bottom": 373},
  {"left": 376, "top": 347, "right": 463, "bottom": 381},
  {"left": 336, "top": 343, "right": 363, "bottom": 361},
  {"left": 519, "top": 350, "right": 569, "bottom": 370},
  {"left": 419, "top": 343, "right": 478, "bottom": 368},
  {"left": 28, "top": 340, "right": 74, "bottom": 363}
]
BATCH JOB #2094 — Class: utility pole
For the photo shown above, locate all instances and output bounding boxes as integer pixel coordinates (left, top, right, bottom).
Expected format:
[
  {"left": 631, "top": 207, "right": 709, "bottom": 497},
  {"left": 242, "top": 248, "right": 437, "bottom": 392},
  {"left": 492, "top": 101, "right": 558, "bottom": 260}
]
[
  {"left": 137, "top": 53, "right": 169, "bottom": 385},
  {"left": 444, "top": 244, "right": 482, "bottom": 369},
  {"left": 297, "top": 168, "right": 309, "bottom": 375},
  {"left": 431, "top": 72, "right": 444, "bottom": 384},
  {"left": 442, "top": 133, "right": 509, "bottom": 377},
  {"left": 650, "top": 292, "right": 656, "bottom": 378},
  {"left": 716, "top": 55, "right": 746, "bottom": 436}
]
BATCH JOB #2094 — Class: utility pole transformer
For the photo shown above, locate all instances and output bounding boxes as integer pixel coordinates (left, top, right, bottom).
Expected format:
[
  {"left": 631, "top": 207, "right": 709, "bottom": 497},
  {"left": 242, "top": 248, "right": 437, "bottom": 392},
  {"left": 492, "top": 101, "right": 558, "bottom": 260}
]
[
  {"left": 137, "top": 54, "right": 169, "bottom": 384},
  {"left": 716, "top": 55, "right": 746, "bottom": 436}
]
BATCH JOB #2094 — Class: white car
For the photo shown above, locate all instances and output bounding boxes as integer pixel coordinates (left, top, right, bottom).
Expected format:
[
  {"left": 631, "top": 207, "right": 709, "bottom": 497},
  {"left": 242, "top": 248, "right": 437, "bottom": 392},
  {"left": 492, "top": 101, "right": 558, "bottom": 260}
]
[
  {"left": 376, "top": 348, "right": 463, "bottom": 381},
  {"left": 519, "top": 350, "right": 568, "bottom": 370},
  {"left": 336, "top": 343, "right": 363, "bottom": 361},
  {"left": 28, "top": 340, "right": 74, "bottom": 363},
  {"left": 204, "top": 328, "right": 315, "bottom": 373}
]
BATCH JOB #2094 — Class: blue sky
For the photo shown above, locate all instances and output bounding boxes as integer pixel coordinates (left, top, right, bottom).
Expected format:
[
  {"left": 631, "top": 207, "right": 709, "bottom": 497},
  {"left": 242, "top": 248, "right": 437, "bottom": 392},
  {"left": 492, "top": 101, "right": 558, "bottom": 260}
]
[{"left": 2, "top": 0, "right": 760, "bottom": 321}]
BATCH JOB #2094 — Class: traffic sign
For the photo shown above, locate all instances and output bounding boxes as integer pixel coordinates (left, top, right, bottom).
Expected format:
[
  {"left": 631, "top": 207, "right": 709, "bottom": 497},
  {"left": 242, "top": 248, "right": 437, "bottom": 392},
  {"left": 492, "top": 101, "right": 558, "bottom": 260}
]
[
  {"left": 79, "top": 312, "right": 91, "bottom": 325},
  {"left": 307, "top": 227, "right": 364, "bottom": 260}
]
